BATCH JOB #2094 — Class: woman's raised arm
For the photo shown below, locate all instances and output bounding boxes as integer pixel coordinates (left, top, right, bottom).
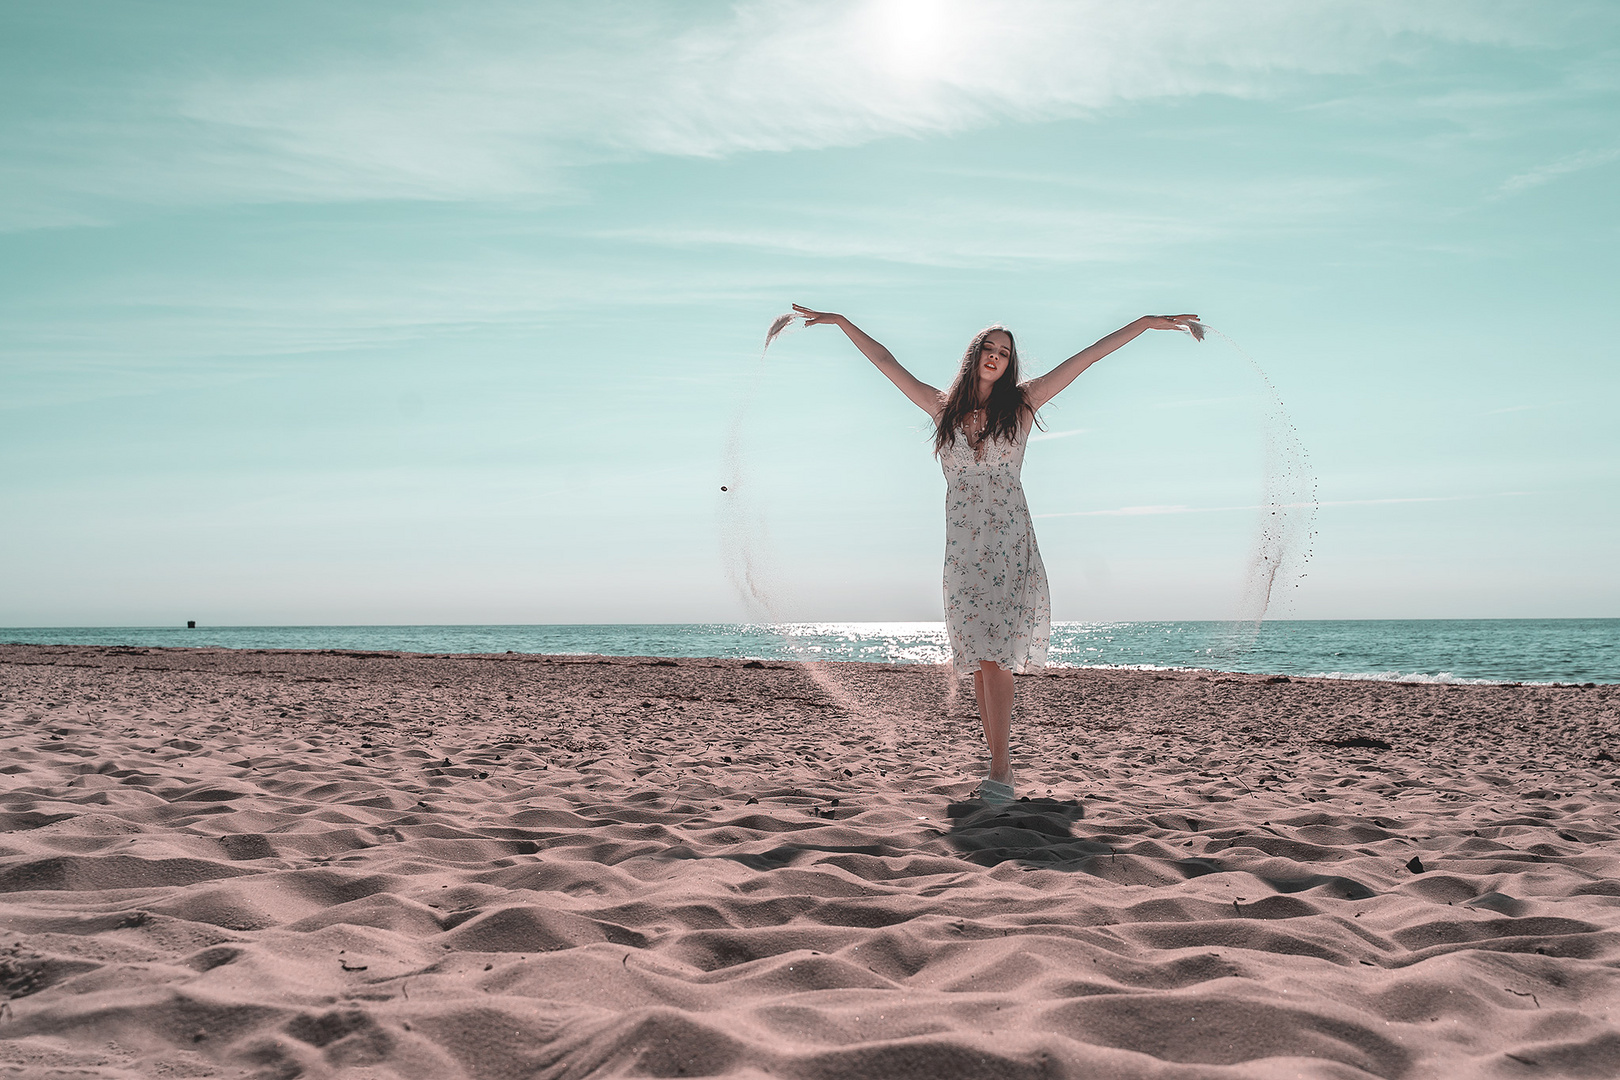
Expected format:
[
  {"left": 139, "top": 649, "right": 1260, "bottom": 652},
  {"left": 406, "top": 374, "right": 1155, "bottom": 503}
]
[
  {"left": 1025, "top": 314, "right": 1200, "bottom": 411},
  {"left": 794, "top": 304, "right": 943, "bottom": 417}
]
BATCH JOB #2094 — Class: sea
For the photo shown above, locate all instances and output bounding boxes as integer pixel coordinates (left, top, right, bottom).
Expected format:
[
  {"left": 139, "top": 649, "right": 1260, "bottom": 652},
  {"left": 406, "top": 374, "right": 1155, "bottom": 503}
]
[{"left": 4, "top": 620, "right": 1617, "bottom": 685}]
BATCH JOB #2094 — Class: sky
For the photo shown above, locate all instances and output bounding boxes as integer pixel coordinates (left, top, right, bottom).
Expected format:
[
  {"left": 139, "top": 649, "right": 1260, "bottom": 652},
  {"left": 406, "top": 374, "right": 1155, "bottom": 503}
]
[{"left": 2, "top": 0, "right": 1617, "bottom": 626}]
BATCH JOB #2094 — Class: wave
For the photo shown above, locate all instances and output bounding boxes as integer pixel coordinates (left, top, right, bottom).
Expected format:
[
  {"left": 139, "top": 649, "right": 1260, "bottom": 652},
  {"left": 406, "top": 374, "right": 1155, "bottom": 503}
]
[{"left": 1300, "top": 669, "right": 1563, "bottom": 687}]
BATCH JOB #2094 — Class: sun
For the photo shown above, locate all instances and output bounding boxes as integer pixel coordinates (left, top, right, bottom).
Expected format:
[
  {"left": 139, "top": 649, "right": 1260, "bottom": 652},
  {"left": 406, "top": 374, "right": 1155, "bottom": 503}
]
[{"left": 866, "top": 0, "right": 955, "bottom": 82}]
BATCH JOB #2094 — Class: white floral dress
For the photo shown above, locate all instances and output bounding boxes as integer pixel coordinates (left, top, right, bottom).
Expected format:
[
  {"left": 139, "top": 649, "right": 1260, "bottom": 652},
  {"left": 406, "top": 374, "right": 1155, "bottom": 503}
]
[{"left": 941, "top": 414, "right": 1051, "bottom": 676}]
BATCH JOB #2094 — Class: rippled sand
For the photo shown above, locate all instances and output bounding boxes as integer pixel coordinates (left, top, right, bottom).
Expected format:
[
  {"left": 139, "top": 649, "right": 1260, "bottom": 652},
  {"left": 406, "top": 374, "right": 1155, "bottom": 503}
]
[{"left": 1, "top": 644, "right": 1618, "bottom": 1078}]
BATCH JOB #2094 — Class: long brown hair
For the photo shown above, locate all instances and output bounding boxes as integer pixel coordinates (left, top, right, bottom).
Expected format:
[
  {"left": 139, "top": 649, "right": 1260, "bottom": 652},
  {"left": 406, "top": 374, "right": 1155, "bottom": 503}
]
[{"left": 933, "top": 325, "right": 1032, "bottom": 455}]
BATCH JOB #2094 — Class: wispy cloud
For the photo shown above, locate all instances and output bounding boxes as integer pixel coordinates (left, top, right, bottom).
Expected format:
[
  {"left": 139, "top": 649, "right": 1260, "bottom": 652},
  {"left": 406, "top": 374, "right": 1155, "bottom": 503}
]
[
  {"left": 0, "top": 0, "right": 1576, "bottom": 226},
  {"left": 589, "top": 196, "right": 1221, "bottom": 268},
  {"left": 1152, "top": 395, "right": 1249, "bottom": 411},
  {"left": 1034, "top": 491, "right": 1532, "bottom": 519},
  {"left": 1497, "top": 147, "right": 1620, "bottom": 196},
  {"left": 1029, "top": 427, "right": 1091, "bottom": 442},
  {"left": 0, "top": 234, "right": 802, "bottom": 408},
  {"left": 1483, "top": 402, "right": 1565, "bottom": 415}
]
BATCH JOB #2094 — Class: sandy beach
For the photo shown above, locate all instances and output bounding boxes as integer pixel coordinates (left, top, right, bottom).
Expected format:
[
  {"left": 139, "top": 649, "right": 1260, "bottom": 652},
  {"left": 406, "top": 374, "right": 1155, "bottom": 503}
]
[{"left": 1, "top": 643, "right": 1617, "bottom": 1078}]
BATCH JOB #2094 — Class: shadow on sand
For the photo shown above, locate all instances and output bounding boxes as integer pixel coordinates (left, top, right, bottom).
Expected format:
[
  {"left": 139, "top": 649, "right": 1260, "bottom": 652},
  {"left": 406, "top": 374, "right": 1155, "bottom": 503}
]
[
  {"left": 946, "top": 798, "right": 1380, "bottom": 899},
  {"left": 945, "top": 797, "right": 1100, "bottom": 868}
]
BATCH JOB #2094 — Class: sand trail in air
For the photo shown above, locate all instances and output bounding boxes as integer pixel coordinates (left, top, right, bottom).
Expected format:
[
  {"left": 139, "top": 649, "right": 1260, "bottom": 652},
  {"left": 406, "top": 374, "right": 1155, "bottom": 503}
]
[
  {"left": 3, "top": 643, "right": 1620, "bottom": 1078},
  {"left": 1191, "top": 323, "right": 1319, "bottom": 650},
  {"left": 722, "top": 311, "right": 938, "bottom": 739}
]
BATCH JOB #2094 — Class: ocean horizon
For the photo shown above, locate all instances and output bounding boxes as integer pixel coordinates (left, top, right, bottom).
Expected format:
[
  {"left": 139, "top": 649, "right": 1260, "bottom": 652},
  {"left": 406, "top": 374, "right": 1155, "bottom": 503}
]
[{"left": 5, "top": 619, "right": 1617, "bottom": 686}]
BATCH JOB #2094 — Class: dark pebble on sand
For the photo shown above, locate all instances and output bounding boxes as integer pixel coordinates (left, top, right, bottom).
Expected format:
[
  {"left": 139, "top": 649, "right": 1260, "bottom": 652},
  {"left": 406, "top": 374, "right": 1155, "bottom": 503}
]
[{"left": 1406, "top": 856, "right": 1426, "bottom": 874}]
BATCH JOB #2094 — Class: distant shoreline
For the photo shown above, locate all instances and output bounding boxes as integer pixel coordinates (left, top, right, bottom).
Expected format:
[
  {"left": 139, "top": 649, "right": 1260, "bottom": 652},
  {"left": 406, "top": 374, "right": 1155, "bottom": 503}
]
[{"left": 2, "top": 638, "right": 1614, "bottom": 688}]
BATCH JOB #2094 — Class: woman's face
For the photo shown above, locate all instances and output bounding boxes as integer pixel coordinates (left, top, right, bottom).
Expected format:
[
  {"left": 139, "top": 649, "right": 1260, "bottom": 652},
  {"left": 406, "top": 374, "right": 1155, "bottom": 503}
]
[{"left": 976, "top": 331, "right": 1013, "bottom": 385}]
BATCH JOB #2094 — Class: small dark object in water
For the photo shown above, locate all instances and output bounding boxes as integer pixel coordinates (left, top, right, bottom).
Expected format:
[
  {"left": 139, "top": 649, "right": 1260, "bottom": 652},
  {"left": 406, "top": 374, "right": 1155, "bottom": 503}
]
[
  {"left": 1595, "top": 750, "right": 1615, "bottom": 762},
  {"left": 1405, "top": 856, "right": 1425, "bottom": 874},
  {"left": 186, "top": 621, "right": 195, "bottom": 629},
  {"left": 1320, "top": 736, "right": 1392, "bottom": 750},
  {"left": 721, "top": 485, "right": 728, "bottom": 491}
]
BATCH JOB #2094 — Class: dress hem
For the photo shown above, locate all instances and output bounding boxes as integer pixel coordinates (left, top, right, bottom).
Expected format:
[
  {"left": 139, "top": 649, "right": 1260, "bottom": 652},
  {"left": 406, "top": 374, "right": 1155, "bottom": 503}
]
[{"left": 950, "top": 655, "right": 1048, "bottom": 678}]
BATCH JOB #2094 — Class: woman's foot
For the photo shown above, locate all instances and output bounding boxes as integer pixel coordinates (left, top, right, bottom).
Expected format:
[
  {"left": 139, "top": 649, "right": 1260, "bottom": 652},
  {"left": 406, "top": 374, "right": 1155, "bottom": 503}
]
[{"left": 978, "top": 776, "right": 1015, "bottom": 805}]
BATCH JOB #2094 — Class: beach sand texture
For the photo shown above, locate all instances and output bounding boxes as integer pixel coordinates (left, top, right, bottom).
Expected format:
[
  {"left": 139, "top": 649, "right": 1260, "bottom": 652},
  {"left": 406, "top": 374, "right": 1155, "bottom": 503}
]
[{"left": 1, "top": 644, "right": 1618, "bottom": 1079}]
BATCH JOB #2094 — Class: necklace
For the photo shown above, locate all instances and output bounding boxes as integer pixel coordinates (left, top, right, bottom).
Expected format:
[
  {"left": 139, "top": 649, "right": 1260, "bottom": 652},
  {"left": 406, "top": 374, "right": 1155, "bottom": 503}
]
[
  {"left": 965, "top": 408, "right": 987, "bottom": 440},
  {"left": 964, "top": 408, "right": 989, "bottom": 461}
]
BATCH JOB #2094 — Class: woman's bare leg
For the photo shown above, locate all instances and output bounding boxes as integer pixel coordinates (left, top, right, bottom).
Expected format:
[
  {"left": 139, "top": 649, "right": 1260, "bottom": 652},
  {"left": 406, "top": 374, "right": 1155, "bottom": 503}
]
[{"left": 977, "top": 661, "right": 1015, "bottom": 784}]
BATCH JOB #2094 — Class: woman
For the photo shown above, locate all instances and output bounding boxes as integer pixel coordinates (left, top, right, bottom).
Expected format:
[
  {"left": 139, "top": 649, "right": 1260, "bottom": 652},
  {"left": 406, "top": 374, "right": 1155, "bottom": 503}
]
[{"left": 792, "top": 304, "right": 1200, "bottom": 803}]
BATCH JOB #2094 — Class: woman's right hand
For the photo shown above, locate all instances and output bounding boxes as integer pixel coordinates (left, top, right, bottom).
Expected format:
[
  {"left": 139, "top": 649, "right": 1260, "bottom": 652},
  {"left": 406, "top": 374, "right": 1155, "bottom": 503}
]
[{"left": 792, "top": 304, "right": 843, "bottom": 328}]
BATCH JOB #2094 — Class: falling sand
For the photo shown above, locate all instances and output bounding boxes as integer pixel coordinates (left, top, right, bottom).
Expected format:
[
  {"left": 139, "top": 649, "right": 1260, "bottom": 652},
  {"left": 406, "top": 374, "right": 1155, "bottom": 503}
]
[
  {"left": 719, "top": 312, "right": 900, "bottom": 732},
  {"left": 1187, "top": 322, "right": 1319, "bottom": 653}
]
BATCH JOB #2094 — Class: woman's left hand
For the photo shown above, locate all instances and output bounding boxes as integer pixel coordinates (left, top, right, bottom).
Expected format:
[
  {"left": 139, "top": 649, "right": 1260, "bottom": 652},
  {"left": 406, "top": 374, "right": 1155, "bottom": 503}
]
[{"left": 1141, "top": 314, "right": 1202, "bottom": 333}]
